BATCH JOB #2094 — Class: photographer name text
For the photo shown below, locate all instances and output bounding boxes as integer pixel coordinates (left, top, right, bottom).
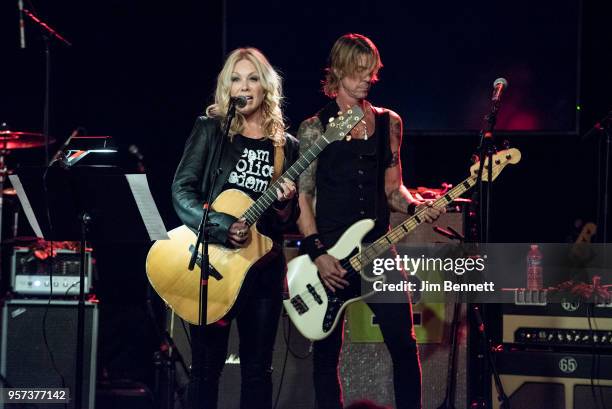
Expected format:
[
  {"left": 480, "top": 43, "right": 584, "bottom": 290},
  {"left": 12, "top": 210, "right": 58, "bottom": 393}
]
[{"left": 373, "top": 280, "right": 495, "bottom": 292}]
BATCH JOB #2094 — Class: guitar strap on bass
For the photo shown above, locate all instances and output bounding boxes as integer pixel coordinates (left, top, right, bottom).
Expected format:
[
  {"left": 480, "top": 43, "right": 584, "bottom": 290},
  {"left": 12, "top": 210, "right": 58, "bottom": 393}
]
[{"left": 272, "top": 143, "right": 284, "bottom": 182}]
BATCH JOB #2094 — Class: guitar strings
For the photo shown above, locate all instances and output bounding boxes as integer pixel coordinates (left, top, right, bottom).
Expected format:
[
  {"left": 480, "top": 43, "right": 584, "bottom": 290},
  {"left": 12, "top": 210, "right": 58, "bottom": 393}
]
[
  {"left": 352, "top": 159, "right": 508, "bottom": 268},
  {"left": 242, "top": 117, "right": 361, "bottom": 224},
  {"left": 289, "top": 175, "right": 474, "bottom": 306}
]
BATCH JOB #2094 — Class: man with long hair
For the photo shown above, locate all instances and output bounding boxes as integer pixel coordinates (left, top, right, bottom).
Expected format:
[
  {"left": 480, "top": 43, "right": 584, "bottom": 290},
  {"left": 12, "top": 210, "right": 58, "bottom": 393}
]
[{"left": 296, "top": 34, "right": 442, "bottom": 409}]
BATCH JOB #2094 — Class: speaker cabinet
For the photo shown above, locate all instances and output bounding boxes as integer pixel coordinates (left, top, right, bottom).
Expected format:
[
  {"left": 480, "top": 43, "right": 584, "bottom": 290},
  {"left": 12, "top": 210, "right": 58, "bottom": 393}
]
[
  {"left": 338, "top": 210, "right": 468, "bottom": 408},
  {"left": 492, "top": 351, "right": 612, "bottom": 409},
  {"left": 341, "top": 302, "right": 468, "bottom": 409},
  {"left": 1, "top": 300, "right": 98, "bottom": 409}
]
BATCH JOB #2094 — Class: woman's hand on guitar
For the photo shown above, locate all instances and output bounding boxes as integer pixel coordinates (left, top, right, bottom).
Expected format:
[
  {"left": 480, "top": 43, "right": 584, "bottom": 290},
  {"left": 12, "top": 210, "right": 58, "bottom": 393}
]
[
  {"left": 228, "top": 219, "right": 249, "bottom": 247},
  {"left": 275, "top": 178, "right": 297, "bottom": 202},
  {"left": 314, "top": 254, "right": 349, "bottom": 292}
]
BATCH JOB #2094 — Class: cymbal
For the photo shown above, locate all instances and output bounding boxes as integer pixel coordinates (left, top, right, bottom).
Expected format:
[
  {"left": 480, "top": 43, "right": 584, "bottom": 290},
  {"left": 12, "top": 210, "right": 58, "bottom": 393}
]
[
  {"left": 0, "top": 130, "right": 55, "bottom": 149},
  {"left": 2, "top": 187, "right": 16, "bottom": 196}
]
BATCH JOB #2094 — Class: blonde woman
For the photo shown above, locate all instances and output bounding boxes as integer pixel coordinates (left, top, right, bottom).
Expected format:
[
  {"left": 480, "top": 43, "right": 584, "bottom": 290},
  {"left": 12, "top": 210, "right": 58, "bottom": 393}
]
[{"left": 172, "top": 47, "right": 298, "bottom": 409}]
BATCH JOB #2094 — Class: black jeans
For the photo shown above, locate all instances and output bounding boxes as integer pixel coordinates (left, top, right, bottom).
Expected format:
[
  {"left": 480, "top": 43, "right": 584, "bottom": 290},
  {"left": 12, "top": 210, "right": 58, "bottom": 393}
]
[
  {"left": 189, "top": 269, "right": 283, "bottom": 409},
  {"left": 312, "top": 301, "right": 421, "bottom": 409}
]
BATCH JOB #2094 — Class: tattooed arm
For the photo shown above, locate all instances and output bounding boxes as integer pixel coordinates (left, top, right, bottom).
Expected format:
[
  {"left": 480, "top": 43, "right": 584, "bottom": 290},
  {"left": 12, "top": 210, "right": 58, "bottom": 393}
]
[
  {"left": 296, "top": 116, "right": 322, "bottom": 236},
  {"left": 384, "top": 109, "right": 443, "bottom": 222},
  {"left": 296, "top": 116, "right": 348, "bottom": 291},
  {"left": 384, "top": 110, "right": 419, "bottom": 212}
]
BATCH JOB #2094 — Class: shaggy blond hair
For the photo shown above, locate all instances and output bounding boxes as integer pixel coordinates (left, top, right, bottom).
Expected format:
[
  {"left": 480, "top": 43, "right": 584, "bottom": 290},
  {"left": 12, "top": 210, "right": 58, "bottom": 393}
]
[
  {"left": 206, "top": 48, "right": 286, "bottom": 145},
  {"left": 323, "top": 34, "right": 383, "bottom": 98}
]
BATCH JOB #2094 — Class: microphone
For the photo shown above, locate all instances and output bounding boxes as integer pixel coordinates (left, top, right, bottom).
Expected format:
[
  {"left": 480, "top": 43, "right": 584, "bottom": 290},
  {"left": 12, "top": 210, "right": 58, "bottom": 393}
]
[
  {"left": 491, "top": 77, "right": 508, "bottom": 103},
  {"left": 128, "top": 144, "right": 144, "bottom": 161},
  {"left": 128, "top": 144, "right": 146, "bottom": 172},
  {"left": 230, "top": 96, "right": 248, "bottom": 108},
  {"left": 18, "top": 0, "right": 25, "bottom": 49}
]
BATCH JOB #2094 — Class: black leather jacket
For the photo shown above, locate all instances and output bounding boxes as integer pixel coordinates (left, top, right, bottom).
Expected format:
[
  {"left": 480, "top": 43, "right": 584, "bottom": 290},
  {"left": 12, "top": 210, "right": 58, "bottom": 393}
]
[{"left": 172, "top": 116, "right": 300, "bottom": 245}]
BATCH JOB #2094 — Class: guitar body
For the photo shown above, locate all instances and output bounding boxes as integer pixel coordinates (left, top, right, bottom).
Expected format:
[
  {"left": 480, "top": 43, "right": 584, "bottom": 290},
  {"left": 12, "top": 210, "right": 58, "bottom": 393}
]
[
  {"left": 146, "top": 189, "right": 273, "bottom": 324},
  {"left": 283, "top": 219, "right": 380, "bottom": 341}
]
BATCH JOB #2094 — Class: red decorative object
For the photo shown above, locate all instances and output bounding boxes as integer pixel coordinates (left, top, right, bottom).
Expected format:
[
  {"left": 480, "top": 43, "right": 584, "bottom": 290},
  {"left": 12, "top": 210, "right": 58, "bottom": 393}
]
[{"left": 553, "top": 275, "right": 611, "bottom": 304}]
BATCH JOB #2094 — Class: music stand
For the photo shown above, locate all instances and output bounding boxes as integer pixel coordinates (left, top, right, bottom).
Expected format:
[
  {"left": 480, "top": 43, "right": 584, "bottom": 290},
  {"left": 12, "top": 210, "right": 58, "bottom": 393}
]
[{"left": 9, "top": 165, "right": 168, "bottom": 409}]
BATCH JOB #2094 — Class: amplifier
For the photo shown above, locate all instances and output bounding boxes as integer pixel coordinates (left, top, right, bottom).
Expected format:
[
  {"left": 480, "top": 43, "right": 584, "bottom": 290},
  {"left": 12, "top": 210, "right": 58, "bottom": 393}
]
[
  {"left": 340, "top": 210, "right": 467, "bottom": 408},
  {"left": 11, "top": 246, "right": 93, "bottom": 296},
  {"left": 502, "top": 303, "right": 612, "bottom": 349},
  {"left": 492, "top": 350, "right": 612, "bottom": 409},
  {"left": 1, "top": 299, "right": 98, "bottom": 409}
]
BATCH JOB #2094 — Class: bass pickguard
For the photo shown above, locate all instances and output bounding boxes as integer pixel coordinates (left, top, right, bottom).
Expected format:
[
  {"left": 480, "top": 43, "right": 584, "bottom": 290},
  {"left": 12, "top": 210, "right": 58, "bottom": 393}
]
[{"left": 320, "top": 256, "right": 362, "bottom": 333}]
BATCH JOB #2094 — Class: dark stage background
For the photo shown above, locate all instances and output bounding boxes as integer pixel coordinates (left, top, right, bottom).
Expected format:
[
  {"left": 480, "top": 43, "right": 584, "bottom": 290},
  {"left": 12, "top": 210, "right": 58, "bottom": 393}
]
[
  {"left": 0, "top": 0, "right": 611, "bottom": 394},
  {"left": 1, "top": 0, "right": 610, "bottom": 245},
  {"left": 226, "top": 0, "right": 581, "bottom": 133}
]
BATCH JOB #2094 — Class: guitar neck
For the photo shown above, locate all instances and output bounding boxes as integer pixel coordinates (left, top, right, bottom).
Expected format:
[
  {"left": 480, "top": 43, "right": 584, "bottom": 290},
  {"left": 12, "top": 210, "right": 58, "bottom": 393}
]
[
  {"left": 242, "top": 137, "right": 331, "bottom": 225},
  {"left": 349, "top": 175, "right": 477, "bottom": 271}
]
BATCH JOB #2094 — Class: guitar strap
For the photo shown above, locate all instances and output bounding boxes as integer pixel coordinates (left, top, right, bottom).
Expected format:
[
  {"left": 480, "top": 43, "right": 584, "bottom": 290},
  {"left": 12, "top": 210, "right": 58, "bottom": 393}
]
[{"left": 272, "top": 143, "right": 284, "bottom": 182}]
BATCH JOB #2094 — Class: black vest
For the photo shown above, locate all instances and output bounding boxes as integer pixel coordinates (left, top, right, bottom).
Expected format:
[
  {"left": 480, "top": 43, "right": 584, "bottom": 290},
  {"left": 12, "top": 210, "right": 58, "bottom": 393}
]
[{"left": 315, "top": 101, "right": 392, "bottom": 246}]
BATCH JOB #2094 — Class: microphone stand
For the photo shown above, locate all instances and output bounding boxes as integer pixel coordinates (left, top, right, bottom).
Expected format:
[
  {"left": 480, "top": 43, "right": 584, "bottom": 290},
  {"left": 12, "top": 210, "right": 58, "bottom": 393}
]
[
  {"left": 22, "top": 8, "right": 72, "bottom": 166},
  {"left": 601, "top": 121, "right": 610, "bottom": 244},
  {"left": 22, "top": 9, "right": 80, "bottom": 405},
  {"left": 469, "top": 88, "right": 511, "bottom": 409},
  {"left": 472, "top": 306, "right": 510, "bottom": 409},
  {"left": 187, "top": 101, "right": 237, "bottom": 408},
  {"left": 0, "top": 123, "right": 8, "bottom": 284},
  {"left": 435, "top": 226, "right": 465, "bottom": 409},
  {"left": 583, "top": 112, "right": 611, "bottom": 244},
  {"left": 149, "top": 289, "right": 190, "bottom": 409},
  {"left": 475, "top": 99, "right": 499, "bottom": 244}
]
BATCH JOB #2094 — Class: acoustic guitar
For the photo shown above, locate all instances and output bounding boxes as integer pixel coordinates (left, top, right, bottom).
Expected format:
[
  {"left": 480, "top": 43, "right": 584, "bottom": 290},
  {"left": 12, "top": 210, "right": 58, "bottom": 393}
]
[{"left": 147, "top": 107, "right": 364, "bottom": 324}]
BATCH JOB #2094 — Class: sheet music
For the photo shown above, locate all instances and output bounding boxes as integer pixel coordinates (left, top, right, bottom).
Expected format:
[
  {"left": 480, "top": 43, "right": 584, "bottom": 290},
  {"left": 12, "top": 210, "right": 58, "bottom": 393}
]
[
  {"left": 8, "top": 175, "right": 44, "bottom": 238},
  {"left": 125, "top": 174, "right": 169, "bottom": 240}
]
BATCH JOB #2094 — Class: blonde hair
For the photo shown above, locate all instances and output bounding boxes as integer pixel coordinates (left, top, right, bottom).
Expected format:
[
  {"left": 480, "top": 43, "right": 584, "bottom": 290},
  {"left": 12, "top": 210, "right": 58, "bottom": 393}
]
[
  {"left": 323, "top": 33, "right": 383, "bottom": 98},
  {"left": 206, "top": 48, "right": 286, "bottom": 145}
]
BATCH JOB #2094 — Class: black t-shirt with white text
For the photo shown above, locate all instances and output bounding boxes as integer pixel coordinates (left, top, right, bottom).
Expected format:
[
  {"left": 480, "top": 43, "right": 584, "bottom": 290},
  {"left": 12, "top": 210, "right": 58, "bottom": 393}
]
[
  {"left": 223, "top": 134, "right": 274, "bottom": 200},
  {"left": 221, "top": 134, "right": 283, "bottom": 294}
]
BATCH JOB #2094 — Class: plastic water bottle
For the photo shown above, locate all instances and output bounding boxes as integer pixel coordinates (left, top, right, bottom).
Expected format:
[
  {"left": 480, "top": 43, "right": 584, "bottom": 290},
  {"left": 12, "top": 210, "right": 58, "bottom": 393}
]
[{"left": 526, "top": 244, "right": 543, "bottom": 290}]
